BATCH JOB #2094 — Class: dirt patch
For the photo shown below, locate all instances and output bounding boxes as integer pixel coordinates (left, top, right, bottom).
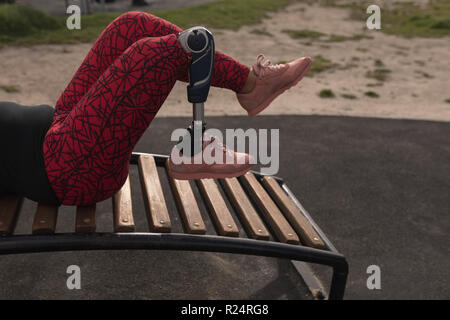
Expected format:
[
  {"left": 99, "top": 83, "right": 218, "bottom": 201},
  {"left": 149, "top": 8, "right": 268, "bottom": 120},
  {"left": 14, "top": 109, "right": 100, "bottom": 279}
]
[{"left": 1, "top": 2, "right": 449, "bottom": 121}]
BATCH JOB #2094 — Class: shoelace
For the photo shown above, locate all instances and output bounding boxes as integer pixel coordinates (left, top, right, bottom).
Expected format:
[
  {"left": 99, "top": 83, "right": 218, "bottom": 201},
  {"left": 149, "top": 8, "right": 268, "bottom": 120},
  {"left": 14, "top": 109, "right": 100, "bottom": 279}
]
[
  {"left": 252, "top": 54, "right": 285, "bottom": 79},
  {"left": 206, "top": 136, "right": 234, "bottom": 157}
]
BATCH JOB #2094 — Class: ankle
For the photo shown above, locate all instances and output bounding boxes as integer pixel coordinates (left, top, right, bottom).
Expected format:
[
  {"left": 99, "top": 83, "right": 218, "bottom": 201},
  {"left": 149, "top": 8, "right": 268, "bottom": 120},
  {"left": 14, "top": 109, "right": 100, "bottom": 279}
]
[{"left": 239, "top": 68, "right": 257, "bottom": 94}]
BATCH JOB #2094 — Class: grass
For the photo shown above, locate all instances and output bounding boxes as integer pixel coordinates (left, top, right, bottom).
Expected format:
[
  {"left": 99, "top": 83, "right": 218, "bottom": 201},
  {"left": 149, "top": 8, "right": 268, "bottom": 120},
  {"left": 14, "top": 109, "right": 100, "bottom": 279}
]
[
  {"left": 0, "top": 84, "right": 20, "bottom": 93},
  {"left": 282, "top": 29, "right": 373, "bottom": 42},
  {"left": 307, "top": 55, "right": 337, "bottom": 76},
  {"left": 383, "top": 1, "right": 450, "bottom": 38},
  {"left": 338, "top": 63, "right": 357, "bottom": 70},
  {"left": 0, "top": 4, "right": 61, "bottom": 43},
  {"left": 155, "top": 0, "right": 298, "bottom": 29},
  {"left": 250, "top": 28, "right": 272, "bottom": 36},
  {"left": 414, "top": 60, "right": 426, "bottom": 66},
  {"left": 318, "top": 89, "right": 335, "bottom": 98},
  {"left": 341, "top": 93, "right": 357, "bottom": 99},
  {"left": 282, "top": 28, "right": 325, "bottom": 39},
  {"left": 321, "top": 0, "right": 450, "bottom": 38},
  {"left": 325, "top": 34, "right": 348, "bottom": 42},
  {"left": 374, "top": 59, "right": 384, "bottom": 67},
  {"left": 367, "top": 83, "right": 383, "bottom": 87},
  {"left": 365, "top": 91, "right": 379, "bottom": 98},
  {"left": 415, "top": 70, "right": 434, "bottom": 79},
  {"left": 2, "top": 0, "right": 449, "bottom": 47},
  {"left": 365, "top": 68, "right": 391, "bottom": 82},
  {"left": 0, "top": 0, "right": 297, "bottom": 46},
  {"left": 325, "top": 33, "right": 373, "bottom": 42}
]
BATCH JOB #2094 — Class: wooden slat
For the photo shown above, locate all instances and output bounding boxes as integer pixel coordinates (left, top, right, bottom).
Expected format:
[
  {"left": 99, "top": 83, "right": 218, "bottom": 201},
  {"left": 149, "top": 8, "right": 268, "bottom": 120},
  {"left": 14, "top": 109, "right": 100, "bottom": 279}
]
[
  {"left": 112, "top": 174, "right": 135, "bottom": 232},
  {"left": 240, "top": 172, "right": 299, "bottom": 244},
  {"left": 0, "top": 194, "right": 23, "bottom": 236},
  {"left": 138, "top": 155, "right": 171, "bottom": 232},
  {"left": 165, "top": 160, "right": 206, "bottom": 234},
  {"left": 32, "top": 204, "right": 58, "bottom": 235},
  {"left": 197, "top": 179, "right": 239, "bottom": 237},
  {"left": 261, "top": 176, "right": 326, "bottom": 249},
  {"left": 221, "top": 178, "right": 270, "bottom": 240},
  {"left": 76, "top": 204, "right": 96, "bottom": 233}
]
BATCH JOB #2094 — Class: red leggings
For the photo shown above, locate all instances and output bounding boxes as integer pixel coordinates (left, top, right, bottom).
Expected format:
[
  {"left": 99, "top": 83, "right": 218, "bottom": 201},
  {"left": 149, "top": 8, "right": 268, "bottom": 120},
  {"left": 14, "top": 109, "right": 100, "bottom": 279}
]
[{"left": 43, "top": 12, "right": 250, "bottom": 206}]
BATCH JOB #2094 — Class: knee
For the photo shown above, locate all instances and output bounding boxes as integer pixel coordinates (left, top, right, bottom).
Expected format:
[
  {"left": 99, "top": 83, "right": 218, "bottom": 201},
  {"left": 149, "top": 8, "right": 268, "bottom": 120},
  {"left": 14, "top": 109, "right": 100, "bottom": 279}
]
[
  {"left": 115, "top": 11, "right": 140, "bottom": 23},
  {"left": 131, "top": 34, "right": 178, "bottom": 52},
  {"left": 126, "top": 35, "right": 185, "bottom": 72},
  {"left": 128, "top": 36, "right": 175, "bottom": 60},
  {"left": 129, "top": 37, "right": 151, "bottom": 51},
  {"left": 116, "top": 11, "right": 154, "bottom": 25}
]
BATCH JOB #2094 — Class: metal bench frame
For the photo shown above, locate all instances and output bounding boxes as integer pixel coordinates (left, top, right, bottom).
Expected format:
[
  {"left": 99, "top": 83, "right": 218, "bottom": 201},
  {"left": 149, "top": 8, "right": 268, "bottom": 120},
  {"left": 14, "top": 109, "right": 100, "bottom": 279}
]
[{"left": 0, "top": 152, "right": 348, "bottom": 300}]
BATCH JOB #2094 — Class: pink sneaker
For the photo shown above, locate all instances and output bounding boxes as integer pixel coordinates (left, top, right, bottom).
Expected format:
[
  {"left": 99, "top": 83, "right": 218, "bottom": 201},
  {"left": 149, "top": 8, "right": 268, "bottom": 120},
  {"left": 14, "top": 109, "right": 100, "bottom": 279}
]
[
  {"left": 167, "top": 136, "right": 254, "bottom": 180},
  {"left": 237, "top": 54, "right": 312, "bottom": 116}
]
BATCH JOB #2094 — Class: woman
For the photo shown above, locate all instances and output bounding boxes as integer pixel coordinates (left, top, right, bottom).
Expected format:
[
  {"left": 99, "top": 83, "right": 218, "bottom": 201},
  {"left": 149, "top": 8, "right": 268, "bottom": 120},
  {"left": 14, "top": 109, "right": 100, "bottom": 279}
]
[{"left": 0, "top": 12, "right": 311, "bottom": 207}]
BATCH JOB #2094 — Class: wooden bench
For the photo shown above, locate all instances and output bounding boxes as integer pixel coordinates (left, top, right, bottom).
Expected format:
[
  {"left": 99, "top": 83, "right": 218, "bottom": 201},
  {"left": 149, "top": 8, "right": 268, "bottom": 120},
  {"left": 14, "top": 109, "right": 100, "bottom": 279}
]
[{"left": 0, "top": 152, "right": 348, "bottom": 300}]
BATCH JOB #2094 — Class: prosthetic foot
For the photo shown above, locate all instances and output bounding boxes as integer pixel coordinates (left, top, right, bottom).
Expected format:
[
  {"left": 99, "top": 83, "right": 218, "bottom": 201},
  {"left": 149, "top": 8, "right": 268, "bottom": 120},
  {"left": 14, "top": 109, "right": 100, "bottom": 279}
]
[{"left": 168, "top": 27, "right": 254, "bottom": 180}]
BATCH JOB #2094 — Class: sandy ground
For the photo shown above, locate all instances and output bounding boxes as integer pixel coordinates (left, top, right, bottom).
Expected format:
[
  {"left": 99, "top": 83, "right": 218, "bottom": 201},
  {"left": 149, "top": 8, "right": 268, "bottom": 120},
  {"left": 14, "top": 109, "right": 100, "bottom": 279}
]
[{"left": 1, "top": 1, "right": 449, "bottom": 121}]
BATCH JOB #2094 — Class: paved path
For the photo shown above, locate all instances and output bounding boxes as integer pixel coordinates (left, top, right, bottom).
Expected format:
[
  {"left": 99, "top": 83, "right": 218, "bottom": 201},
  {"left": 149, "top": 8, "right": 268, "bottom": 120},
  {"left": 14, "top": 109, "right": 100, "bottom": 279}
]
[{"left": 0, "top": 115, "right": 448, "bottom": 299}]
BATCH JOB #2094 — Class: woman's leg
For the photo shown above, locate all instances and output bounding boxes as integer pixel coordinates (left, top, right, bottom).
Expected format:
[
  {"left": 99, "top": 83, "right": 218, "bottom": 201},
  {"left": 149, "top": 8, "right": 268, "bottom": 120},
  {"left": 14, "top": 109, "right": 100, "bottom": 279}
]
[
  {"left": 53, "top": 11, "right": 250, "bottom": 124},
  {"left": 44, "top": 34, "right": 189, "bottom": 206}
]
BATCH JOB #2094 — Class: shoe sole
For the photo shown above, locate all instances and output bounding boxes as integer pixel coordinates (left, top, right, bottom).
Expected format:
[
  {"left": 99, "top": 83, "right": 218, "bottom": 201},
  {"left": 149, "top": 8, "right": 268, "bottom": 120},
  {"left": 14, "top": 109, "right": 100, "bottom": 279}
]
[
  {"left": 167, "top": 162, "right": 253, "bottom": 180},
  {"left": 247, "top": 59, "right": 312, "bottom": 117}
]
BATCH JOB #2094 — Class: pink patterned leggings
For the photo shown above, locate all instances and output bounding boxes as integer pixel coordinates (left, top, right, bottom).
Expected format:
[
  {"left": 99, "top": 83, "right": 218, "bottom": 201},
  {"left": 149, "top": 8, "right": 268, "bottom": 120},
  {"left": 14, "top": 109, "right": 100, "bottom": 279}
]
[{"left": 43, "top": 12, "right": 250, "bottom": 205}]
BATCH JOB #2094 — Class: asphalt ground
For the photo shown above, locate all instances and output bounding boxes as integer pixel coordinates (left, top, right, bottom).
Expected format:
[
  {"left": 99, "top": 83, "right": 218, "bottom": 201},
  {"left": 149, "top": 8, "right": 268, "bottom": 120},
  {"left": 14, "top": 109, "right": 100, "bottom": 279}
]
[{"left": 0, "top": 115, "right": 449, "bottom": 299}]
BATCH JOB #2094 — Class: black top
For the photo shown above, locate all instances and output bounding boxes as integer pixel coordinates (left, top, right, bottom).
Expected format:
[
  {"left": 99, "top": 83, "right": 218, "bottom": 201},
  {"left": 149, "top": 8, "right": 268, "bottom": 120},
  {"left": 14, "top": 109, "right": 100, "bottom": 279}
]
[{"left": 0, "top": 101, "right": 61, "bottom": 206}]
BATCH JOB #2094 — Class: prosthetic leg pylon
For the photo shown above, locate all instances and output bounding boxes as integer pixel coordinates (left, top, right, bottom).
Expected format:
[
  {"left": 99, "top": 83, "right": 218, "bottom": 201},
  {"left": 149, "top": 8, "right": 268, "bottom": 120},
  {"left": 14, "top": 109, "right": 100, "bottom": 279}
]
[{"left": 177, "top": 26, "right": 215, "bottom": 156}]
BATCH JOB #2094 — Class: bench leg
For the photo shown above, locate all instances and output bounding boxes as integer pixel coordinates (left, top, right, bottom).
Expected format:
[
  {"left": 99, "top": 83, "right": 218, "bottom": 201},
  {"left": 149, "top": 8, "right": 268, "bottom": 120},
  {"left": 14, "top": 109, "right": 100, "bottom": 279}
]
[
  {"left": 292, "top": 261, "right": 347, "bottom": 300},
  {"left": 291, "top": 261, "right": 327, "bottom": 300},
  {"left": 328, "top": 268, "right": 348, "bottom": 300}
]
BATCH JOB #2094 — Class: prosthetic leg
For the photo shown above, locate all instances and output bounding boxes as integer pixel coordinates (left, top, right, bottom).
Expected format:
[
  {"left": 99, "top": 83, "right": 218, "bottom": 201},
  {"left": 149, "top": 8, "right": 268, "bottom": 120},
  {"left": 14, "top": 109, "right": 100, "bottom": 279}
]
[{"left": 177, "top": 26, "right": 215, "bottom": 156}]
